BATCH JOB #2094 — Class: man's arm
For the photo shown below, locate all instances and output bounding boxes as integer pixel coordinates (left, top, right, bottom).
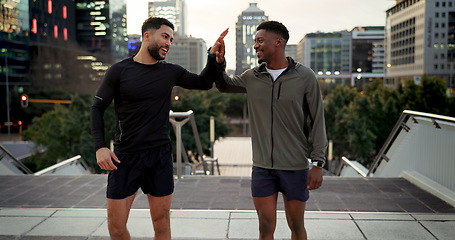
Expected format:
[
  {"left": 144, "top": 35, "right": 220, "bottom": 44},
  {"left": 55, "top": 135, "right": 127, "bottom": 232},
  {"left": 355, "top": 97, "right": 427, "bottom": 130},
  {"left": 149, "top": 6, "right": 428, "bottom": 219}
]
[
  {"left": 305, "top": 68, "right": 328, "bottom": 190},
  {"left": 91, "top": 65, "right": 121, "bottom": 170},
  {"left": 175, "top": 29, "right": 230, "bottom": 90}
]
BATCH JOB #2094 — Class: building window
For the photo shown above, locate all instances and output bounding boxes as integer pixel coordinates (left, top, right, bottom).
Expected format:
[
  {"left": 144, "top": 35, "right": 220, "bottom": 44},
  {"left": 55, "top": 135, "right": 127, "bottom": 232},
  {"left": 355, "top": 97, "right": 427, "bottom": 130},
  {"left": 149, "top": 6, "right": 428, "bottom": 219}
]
[
  {"left": 435, "top": 64, "right": 438, "bottom": 69},
  {"left": 436, "top": 2, "right": 439, "bottom": 7},
  {"left": 63, "top": 6, "right": 67, "bottom": 19},
  {"left": 63, "top": 28, "right": 67, "bottom": 40},
  {"left": 32, "top": 19, "right": 37, "bottom": 34},
  {"left": 443, "top": 2, "right": 446, "bottom": 7},
  {"left": 54, "top": 25, "right": 58, "bottom": 38},
  {"left": 436, "top": 12, "right": 439, "bottom": 18},
  {"left": 48, "top": 0, "right": 52, "bottom": 14}
]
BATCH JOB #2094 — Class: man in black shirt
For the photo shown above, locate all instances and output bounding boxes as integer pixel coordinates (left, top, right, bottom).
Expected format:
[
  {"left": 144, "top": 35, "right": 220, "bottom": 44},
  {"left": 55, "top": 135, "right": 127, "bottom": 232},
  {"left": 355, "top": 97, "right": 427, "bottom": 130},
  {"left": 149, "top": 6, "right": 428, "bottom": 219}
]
[{"left": 91, "top": 17, "right": 226, "bottom": 240}]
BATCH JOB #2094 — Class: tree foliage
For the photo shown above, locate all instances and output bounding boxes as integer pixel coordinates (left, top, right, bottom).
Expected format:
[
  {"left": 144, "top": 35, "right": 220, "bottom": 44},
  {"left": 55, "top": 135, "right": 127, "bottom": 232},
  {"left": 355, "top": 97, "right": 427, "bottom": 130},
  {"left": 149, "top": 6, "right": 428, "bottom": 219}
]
[
  {"left": 325, "top": 76, "right": 454, "bottom": 167},
  {"left": 22, "top": 88, "right": 234, "bottom": 173}
]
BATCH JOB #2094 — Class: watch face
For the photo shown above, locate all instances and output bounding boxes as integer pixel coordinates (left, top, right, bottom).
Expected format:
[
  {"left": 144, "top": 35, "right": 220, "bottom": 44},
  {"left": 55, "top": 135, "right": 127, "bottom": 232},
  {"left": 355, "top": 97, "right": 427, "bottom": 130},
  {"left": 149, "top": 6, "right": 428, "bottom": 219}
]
[{"left": 313, "top": 161, "right": 324, "bottom": 167}]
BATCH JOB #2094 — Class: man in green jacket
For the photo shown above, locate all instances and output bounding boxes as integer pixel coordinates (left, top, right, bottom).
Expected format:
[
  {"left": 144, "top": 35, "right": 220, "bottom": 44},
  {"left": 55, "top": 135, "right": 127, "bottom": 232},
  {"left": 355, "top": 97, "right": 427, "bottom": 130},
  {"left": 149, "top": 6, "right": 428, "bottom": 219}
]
[{"left": 213, "top": 21, "right": 328, "bottom": 240}]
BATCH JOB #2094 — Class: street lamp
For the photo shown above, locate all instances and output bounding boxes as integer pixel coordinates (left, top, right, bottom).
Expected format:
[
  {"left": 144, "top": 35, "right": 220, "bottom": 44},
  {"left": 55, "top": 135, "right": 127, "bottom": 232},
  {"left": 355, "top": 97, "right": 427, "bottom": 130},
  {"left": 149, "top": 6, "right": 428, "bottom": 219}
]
[{"left": 2, "top": 48, "right": 11, "bottom": 140}]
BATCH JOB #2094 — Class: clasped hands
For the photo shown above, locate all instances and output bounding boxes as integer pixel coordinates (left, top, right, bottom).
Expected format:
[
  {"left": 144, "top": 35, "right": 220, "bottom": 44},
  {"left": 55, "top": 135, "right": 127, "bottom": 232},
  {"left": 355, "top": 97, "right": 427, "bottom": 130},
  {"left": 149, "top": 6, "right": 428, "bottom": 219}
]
[{"left": 210, "top": 28, "right": 229, "bottom": 63}]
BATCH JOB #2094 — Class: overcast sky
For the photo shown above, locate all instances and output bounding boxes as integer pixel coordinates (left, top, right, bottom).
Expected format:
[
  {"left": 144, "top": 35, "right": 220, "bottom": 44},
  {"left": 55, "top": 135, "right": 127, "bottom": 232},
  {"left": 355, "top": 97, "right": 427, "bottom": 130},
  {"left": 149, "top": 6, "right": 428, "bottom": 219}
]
[{"left": 127, "top": 0, "right": 396, "bottom": 70}]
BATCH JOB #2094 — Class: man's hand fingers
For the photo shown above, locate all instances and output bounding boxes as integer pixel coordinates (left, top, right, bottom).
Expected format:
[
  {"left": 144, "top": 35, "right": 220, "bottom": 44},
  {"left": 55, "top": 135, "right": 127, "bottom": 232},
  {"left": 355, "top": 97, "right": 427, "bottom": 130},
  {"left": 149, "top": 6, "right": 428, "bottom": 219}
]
[
  {"left": 111, "top": 152, "right": 120, "bottom": 163},
  {"left": 218, "top": 28, "right": 229, "bottom": 40}
]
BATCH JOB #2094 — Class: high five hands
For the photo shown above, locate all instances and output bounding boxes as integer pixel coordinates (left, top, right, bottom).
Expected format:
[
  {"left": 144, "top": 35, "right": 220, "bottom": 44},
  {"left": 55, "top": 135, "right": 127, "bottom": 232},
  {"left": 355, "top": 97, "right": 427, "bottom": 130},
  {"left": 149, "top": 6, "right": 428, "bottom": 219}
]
[{"left": 210, "top": 28, "right": 229, "bottom": 63}]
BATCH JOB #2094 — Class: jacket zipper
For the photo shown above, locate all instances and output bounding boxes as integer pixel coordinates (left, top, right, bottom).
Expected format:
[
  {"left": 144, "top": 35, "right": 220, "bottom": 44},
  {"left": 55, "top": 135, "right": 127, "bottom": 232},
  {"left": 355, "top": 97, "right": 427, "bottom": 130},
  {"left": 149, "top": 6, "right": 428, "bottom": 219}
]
[
  {"left": 270, "top": 79, "right": 275, "bottom": 168},
  {"left": 277, "top": 82, "right": 282, "bottom": 100}
]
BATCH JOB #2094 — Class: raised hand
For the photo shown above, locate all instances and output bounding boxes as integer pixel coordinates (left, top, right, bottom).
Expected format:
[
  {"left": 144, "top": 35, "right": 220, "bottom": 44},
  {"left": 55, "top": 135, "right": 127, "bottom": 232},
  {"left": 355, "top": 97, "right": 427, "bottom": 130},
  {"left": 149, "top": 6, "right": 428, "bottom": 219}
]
[{"left": 210, "top": 28, "right": 229, "bottom": 63}]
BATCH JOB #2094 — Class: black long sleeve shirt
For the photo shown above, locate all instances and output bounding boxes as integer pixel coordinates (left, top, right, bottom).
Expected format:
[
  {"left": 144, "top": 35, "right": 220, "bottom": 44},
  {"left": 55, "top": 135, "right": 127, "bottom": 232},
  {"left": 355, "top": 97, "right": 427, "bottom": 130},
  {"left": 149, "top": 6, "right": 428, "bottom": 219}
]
[{"left": 91, "top": 56, "right": 215, "bottom": 153}]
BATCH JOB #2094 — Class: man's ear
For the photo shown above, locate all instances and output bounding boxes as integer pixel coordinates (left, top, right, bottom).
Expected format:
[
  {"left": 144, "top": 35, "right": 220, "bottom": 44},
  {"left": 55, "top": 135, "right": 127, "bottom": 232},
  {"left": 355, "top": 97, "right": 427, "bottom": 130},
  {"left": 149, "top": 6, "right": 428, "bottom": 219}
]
[{"left": 276, "top": 38, "right": 285, "bottom": 48}]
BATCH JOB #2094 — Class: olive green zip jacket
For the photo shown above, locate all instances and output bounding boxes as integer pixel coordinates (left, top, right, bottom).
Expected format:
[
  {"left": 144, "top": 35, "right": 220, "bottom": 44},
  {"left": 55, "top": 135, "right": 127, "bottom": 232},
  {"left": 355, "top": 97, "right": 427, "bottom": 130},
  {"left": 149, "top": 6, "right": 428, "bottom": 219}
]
[{"left": 216, "top": 57, "right": 327, "bottom": 170}]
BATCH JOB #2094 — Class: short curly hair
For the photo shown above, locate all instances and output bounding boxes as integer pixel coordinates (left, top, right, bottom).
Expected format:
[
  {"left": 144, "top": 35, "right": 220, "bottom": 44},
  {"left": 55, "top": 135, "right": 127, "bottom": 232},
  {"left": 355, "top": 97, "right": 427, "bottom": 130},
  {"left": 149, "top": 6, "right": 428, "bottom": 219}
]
[
  {"left": 141, "top": 17, "right": 174, "bottom": 35},
  {"left": 257, "top": 21, "right": 289, "bottom": 43}
]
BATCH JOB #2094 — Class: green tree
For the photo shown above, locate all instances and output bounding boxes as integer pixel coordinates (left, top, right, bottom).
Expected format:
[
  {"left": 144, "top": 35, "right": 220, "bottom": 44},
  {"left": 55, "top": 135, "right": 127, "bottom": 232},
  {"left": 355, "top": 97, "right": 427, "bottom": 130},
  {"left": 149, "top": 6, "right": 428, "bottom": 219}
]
[
  {"left": 324, "top": 85, "right": 358, "bottom": 157},
  {"left": 22, "top": 94, "right": 116, "bottom": 173}
]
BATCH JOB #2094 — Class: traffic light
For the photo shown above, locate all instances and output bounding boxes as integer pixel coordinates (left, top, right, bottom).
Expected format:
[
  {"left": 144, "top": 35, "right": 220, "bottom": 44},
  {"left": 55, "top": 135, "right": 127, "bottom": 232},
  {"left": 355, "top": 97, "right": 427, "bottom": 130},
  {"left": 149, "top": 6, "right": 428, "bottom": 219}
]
[{"left": 20, "top": 94, "right": 28, "bottom": 108}]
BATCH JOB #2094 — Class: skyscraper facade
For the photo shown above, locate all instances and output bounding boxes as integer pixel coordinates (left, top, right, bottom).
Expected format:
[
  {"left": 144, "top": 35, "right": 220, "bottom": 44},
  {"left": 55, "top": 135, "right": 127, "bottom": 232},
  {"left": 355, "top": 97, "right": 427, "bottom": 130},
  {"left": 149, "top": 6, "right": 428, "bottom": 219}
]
[
  {"left": 351, "top": 26, "right": 385, "bottom": 86},
  {"left": 148, "top": 0, "right": 186, "bottom": 36},
  {"left": 75, "top": 0, "right": 128, "bottom": 62},
  {"left": 165, "top": 36, "right": 207, "bottom": 74},
  {"left": 298, "top": 31, "right": 352, "bottom": 85},
  {"left": 385, "top": 0, "right": 455, "bottom": 91},
  {"left": 0, "top": 0, "right": 30, "bottom": 86},
  {"left": 235, "top": 3, "right": 268, "bottom": 75}
]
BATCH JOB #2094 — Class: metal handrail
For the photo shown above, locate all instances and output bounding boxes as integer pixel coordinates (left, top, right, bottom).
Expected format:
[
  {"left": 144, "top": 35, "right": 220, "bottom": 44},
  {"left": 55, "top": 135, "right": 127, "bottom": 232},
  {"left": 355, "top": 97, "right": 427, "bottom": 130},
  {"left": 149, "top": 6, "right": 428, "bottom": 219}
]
[
  {"left": 336, "top": 156, "right": 368, "bottom": 177},
  {"left": 0, "top": 143, "right": 33, "bottom": 174},
  {"left": 33, "top": 155, "right": 90, "bottom": 175},
  {"left": 367, "top": 110, "right": 455, "bottom": 176}
]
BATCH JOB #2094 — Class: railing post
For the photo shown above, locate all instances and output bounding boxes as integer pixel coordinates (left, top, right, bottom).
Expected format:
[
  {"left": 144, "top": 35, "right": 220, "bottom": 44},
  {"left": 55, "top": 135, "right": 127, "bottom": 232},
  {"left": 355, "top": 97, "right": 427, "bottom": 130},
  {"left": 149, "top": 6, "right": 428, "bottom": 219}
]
[{"left": 169, "top": 111, "right": 192, "bottom": 179}]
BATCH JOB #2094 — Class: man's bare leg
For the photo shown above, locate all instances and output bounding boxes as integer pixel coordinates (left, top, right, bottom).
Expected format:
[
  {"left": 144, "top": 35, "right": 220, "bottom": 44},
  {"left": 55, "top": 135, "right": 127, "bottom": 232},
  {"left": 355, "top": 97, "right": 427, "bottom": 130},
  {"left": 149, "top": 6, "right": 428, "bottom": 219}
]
[
  {"left": 148, "top": 194, "right": 172, "bottom": 240},
  {"left": 253, "top": 193, "right": 278, "bottom": 240},
  {"left": 283, "top": 195, "right": 307, "bottom": 240},
  {"left": 106, "top": 192, "right": 138, "bottom": 240}
]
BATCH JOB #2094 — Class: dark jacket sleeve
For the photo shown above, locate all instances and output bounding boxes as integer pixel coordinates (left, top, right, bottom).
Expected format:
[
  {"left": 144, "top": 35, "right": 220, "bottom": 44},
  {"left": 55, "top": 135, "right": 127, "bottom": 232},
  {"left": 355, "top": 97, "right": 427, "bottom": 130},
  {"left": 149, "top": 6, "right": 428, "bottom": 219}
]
[
  {"left": 214, "top": 60, "right": 246, "bottom": 93},
  {"left": 175, "top": 56, "right": 217, "bottom": 90},
  {"left": 90, "top": 64, "right": 121, "bottom": 151}
]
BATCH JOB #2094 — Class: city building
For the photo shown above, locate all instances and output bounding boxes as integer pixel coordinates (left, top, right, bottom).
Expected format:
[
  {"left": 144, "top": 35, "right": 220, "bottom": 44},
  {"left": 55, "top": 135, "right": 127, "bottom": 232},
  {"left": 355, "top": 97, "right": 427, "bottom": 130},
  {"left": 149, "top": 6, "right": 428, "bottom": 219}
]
[
  {"left": 385, "top": 0, "right": 455, "bottom": 91},
  {"left": 148, "top": 0, "right": 187, "bottom": 37},
  {"left": 235, "top": 3, "right": 268, "bottom": 75},
  {"left": 0, "top": 0, "right": 30, "bottom": 133},
  {"left": 165, "top": 35, "right": 207, "bottom": 74},
  {"left": 27, "top": 0, "right": 127, "bottom": 94},
  {"left": 298, "top": 31, "right": 352, "bottom": 85},
  {"left": 1, "top": 0, "right": 30, "bottom": 86},
  {"left": 75, "top": 0, "right": 128, "bottom": 62},
  {"left": 351, "top": 26, "right": 385, "bottom": 87},
  {"left": 285, "top": 44, "right": 297, "bottom": 61}
]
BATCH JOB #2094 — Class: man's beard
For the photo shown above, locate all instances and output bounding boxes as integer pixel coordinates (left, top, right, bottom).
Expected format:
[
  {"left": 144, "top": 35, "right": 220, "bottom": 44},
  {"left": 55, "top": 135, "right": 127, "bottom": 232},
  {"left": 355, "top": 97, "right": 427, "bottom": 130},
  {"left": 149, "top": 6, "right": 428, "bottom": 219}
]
[{"left": 147, "top": 42, "right": 165, "bottom": 60}]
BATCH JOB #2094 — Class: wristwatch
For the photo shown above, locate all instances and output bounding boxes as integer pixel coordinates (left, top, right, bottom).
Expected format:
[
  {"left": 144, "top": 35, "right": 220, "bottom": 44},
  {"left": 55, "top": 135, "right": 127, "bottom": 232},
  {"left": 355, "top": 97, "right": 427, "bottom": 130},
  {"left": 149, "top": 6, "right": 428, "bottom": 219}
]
[{"left": 312, "top": 161, "right": 324, "bottom": 168}]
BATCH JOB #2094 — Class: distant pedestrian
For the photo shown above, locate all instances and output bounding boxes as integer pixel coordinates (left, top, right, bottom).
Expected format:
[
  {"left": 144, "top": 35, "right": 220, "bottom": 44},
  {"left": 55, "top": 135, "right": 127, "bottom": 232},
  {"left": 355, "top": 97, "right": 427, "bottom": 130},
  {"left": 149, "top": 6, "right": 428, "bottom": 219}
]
[
  {"left": 213, "top": 21, "right": 328, "bottom": 240},
  {"left": 91, "top": 17, "right": 226, "bottom": 240}
]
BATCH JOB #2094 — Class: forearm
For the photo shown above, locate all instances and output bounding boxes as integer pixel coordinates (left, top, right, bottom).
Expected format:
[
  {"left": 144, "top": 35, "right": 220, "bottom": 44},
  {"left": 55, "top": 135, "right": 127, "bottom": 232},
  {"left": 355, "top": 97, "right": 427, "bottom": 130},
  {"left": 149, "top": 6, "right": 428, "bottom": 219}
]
[
  {"left": 91, "top": 105, "right": 107, "bottom": 151},
  {"left": 214, "top": 60, "right": 246, "bottom": 93}
]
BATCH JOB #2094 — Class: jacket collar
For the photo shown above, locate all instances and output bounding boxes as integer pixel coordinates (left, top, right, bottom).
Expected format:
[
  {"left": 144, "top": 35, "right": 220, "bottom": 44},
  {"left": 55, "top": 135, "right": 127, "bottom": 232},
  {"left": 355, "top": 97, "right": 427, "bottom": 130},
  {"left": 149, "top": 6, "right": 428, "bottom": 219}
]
[{"left": 256, "top": 57, "right": 297, "bottom": 74}]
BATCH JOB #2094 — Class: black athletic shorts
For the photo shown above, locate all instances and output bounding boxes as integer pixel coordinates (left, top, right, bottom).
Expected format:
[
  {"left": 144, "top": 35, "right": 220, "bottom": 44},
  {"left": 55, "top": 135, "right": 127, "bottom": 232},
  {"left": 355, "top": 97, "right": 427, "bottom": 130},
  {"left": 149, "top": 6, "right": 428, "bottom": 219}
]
[
  {"left": 106, "top": 143, "right": 174, "bottom": 199},
  {"left": 251, "top": 166, "right": 310, "bottom": 202}
]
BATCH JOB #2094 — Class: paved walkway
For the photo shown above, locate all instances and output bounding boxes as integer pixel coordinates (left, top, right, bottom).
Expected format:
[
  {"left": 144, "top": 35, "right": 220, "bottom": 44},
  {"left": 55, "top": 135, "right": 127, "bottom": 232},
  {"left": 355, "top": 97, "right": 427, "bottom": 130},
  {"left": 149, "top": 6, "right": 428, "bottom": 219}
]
[
  {"left": 1, "top": 208, "right": 455, "bottom": 240},
  {"left": 1, "top": 137, "right": 455, "bottom": 239},
  {"left": 215, "top": 137, "right": 252, "bottom": 177}
]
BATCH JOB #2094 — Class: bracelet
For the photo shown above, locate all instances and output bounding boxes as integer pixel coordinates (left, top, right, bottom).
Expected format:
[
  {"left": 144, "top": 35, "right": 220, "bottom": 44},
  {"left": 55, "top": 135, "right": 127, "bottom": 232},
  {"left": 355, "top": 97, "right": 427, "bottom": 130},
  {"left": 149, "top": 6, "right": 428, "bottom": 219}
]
[{"left": 207, "top": 48, "right": 216, "bottom": 58}]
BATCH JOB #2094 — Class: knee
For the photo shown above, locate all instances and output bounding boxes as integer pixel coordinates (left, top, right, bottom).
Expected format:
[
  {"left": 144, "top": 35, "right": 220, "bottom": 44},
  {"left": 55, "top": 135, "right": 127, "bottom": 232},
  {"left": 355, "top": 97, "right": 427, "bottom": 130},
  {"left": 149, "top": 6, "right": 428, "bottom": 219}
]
[
  {"left": 152, "top": 211, "right": 171, "bottom": 232},
  {"left": 287, "top": 219, "right": 305, "bottom": 234},
  {"left": 108, "top": 221, "right": 128, "bottom": 238},
  {"left": 258, "top": 218, "right": 276, "bottom": 236}
]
